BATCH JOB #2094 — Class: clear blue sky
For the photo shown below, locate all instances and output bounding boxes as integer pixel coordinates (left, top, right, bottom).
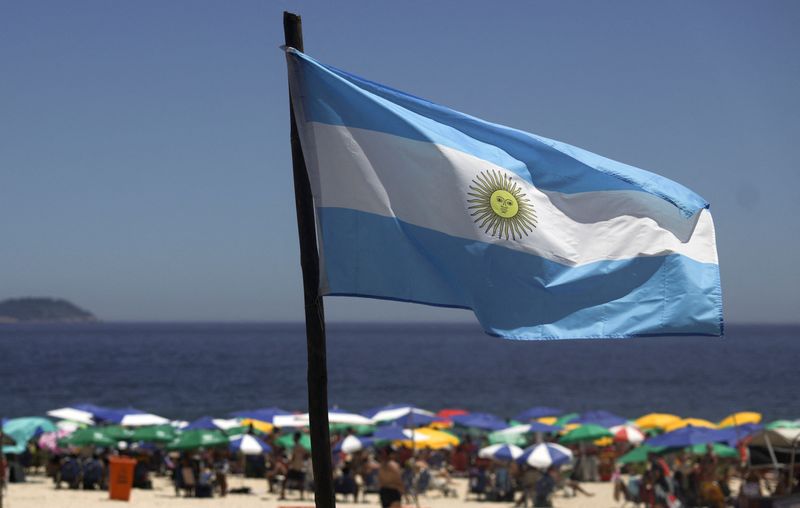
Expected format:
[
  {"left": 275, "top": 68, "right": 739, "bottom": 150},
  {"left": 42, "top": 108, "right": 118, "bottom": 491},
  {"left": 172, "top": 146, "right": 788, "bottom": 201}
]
[{"left": 2, "top": 1, "right": 798, "bottom": 323}]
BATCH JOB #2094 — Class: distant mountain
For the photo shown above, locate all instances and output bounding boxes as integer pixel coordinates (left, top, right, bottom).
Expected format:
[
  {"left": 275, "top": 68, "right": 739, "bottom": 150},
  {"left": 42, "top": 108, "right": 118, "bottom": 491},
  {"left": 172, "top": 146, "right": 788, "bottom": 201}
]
[{"left": 0, "top": 298, "right": 97, "bottom": 323}]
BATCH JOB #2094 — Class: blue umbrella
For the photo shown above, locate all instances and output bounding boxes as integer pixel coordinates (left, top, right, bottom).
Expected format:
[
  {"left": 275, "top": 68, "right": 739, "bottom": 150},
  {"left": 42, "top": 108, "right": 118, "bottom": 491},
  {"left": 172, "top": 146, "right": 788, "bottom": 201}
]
[
  {"left": 645, "top": 426, "right": 722, "bottom": 448},
  {"left": 373, "top": 425, "right": 410, "bottom": 441},
  {"left": 451, "top": 413, "right": 507, "bottom": 431},
  {"left": 229, "top": 407, "right": 291, "bottom": 424},
  {"left": 514, "top": 407, "right": 564, "bottom": 421},
  {"left": 571, "top": 410, "right": 627, "bottom": 428}
]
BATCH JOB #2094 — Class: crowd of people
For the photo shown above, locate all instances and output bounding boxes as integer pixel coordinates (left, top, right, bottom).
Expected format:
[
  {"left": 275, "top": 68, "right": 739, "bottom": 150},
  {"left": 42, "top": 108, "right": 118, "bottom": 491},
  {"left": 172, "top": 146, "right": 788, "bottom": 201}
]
[{"left": 3, "top": 422, "right": 800, "bottom": 507}]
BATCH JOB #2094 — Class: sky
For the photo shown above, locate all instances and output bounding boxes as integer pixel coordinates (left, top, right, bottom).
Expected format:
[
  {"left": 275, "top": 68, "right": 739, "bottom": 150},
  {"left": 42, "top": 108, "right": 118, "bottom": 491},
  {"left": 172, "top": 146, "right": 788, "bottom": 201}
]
[{"left": 1, "top": 0, "right": 798, "bottom": 323}]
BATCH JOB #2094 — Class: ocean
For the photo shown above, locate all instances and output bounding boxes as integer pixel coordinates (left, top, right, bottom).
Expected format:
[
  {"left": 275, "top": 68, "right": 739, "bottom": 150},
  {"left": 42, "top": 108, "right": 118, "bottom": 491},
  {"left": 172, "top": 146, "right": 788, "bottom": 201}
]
[{"left": 0, "top": 322, "right": 795, "bottom": 422}]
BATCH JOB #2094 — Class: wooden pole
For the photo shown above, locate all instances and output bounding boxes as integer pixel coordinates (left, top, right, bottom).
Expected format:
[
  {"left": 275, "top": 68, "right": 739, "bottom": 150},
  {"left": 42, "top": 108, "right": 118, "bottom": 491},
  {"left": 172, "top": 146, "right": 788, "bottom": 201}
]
[{"left": 283, "top": 11, "right": 336, "bottom": 508}]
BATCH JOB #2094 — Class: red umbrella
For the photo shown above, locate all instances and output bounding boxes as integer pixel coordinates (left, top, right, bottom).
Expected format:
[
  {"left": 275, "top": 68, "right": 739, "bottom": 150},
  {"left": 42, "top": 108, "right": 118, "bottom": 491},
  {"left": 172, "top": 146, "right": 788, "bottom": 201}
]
[{"left": 611, "top": 424, "right": 645, "bottom": 444}]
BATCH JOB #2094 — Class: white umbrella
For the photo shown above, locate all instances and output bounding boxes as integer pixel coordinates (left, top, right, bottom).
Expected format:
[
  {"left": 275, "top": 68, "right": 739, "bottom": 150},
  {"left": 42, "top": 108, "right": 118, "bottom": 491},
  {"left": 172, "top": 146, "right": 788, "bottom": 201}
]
[
  {"left": 293, "top": 410, "right": 373, "bottom": 427},
  {"left": 334, "top": 435, "right": 374, "bottom": 453},
  {"left": 119, "top": 413, "right": 170, "bottom": 427},
  {"left": 47, "top": 408, "right": 94, "bottom": 426}
]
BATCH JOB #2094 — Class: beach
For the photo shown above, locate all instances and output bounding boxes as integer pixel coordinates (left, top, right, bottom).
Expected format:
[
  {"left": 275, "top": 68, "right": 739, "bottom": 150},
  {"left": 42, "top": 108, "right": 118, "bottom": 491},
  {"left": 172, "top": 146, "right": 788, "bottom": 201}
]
[{"left": 4, "top": 475, "right": 615, "bottom": 508}]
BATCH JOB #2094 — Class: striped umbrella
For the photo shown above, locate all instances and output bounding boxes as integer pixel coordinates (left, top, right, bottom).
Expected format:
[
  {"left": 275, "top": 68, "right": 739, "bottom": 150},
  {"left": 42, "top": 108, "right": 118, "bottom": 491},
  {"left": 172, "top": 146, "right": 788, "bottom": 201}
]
[
  {"left": 229, "top": 434, "right": 272, "bottom": 455},
  {"left": 518, "top": 443, "right": 573, "bottom": 468},
  {"left": 611, "top": 424, "right": 646, "bottom": 444},
  {"left": 478, "top": 444, "right": 523, "bottom": 461},
  {"left": 364, "top": 404, "right": 436, "bottom": 427}
]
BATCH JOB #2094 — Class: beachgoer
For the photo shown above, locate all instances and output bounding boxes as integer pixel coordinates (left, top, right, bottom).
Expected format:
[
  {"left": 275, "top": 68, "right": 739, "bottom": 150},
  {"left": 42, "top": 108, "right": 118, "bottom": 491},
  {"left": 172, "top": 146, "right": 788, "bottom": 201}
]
[
  {"left": 534, "top": 466, "right": 557, "bottom": 507},
  {"left": 377, "top": 447, "right": 404, "bottom": 508},
  {"left": 280, "top": 432, "right": 308, "bottom": 500}
]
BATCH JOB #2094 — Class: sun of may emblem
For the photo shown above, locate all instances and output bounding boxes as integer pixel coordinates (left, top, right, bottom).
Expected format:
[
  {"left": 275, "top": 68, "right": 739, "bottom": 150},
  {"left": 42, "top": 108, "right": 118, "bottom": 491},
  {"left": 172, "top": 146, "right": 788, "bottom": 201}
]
[{"left": 467, "top": 169, "right": 537, "bottom": 240}]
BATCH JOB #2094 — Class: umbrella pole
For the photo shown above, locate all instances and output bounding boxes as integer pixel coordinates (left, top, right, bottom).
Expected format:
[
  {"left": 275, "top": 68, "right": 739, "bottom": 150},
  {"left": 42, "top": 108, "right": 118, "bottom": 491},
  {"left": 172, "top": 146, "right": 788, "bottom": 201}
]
[
  {"left": 283, "top": 12, "right": 335, "bottom": 508},
  {"left": 0, "top": 425, "right": 5, "bottom": 508}
]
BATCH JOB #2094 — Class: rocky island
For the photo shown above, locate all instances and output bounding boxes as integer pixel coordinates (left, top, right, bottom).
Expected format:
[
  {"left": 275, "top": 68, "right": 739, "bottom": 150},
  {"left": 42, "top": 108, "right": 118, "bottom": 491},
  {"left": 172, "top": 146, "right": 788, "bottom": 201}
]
[{"left": 0, "top": 298, "right": 97, "bottom": 323}]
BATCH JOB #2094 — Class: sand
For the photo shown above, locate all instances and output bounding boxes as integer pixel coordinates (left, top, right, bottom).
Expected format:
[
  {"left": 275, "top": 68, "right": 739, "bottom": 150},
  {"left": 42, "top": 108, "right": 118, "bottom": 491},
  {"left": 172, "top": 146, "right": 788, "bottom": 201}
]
[{"left": 3, "top": 475, "right": 617, "bottom": 508}]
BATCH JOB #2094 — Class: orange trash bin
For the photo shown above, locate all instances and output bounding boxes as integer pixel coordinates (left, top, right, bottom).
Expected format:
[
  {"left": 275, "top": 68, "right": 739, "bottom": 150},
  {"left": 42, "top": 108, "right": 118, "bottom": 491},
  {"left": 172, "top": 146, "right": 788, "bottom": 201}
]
[{"left": 108, "top": 456, "right": 137, "bottom": 501}]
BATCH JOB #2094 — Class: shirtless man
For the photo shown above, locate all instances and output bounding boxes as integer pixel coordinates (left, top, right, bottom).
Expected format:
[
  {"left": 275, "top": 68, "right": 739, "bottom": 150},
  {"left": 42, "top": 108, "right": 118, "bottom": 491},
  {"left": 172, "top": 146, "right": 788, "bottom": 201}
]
[
  {"left": 378, "top": 447, "right": 404, "bottom": 508},
  {"left": 281, "top": 432, "right": 308, "bottom": 500}
]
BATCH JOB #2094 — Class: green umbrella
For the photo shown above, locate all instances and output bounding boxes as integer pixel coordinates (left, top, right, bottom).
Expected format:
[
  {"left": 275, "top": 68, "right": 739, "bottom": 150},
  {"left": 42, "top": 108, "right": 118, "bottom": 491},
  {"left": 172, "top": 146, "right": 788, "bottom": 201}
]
[
  {"left": 103, "top": 425, "right": 136, "bottom": 441},
  {"left": 686, "top": 442, "right": 738, "bottom": 458},
  {"left": 766, "top": 420, "right": 800, "bottom": 430},
  {"left": 275, "top": 433, "right": 312, "bottom": 451},
  {"left": 131, "top": 425, "right": 177, "bottom": 443},
  {"left": 617, "top": 445, "right": 666, "bottom": 464},
  {"left": 488, "top": 428, "right": 529, "bottom": 446},
  {"left": 554, "top": 413, "right": 579, "bottom": 427},
  {"left": 560, "top": 424, "right": 613, "bottom": 444},
  {"left": 60, "top": 428, "right": 117, "bottom": 447},
  {"left": 166, "top": 429, "right": 228, "bottom": 451},
  {"left": 330, "top": 423, "right": 375, "bottom": 435}
]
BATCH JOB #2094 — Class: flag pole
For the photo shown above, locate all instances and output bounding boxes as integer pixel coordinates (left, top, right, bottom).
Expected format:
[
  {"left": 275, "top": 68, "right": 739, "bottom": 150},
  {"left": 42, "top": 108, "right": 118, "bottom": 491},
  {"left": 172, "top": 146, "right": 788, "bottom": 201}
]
[{"left": 283, "top": 11, "right": 336, "bottom": 508}]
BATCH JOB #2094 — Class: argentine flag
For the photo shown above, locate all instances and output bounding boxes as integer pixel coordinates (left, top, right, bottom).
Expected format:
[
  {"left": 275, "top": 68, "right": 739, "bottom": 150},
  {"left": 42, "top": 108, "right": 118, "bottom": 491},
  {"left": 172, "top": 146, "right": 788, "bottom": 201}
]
[{"left": 285, "top": 49, "right": 722, "bottom": 340}]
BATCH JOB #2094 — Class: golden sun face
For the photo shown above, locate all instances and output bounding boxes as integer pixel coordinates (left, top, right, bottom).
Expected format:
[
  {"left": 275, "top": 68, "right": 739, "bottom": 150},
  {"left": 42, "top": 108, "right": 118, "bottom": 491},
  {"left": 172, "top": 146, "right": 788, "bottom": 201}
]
[{"left": 467, "top": 169, "right": 537, "bottom": 240}]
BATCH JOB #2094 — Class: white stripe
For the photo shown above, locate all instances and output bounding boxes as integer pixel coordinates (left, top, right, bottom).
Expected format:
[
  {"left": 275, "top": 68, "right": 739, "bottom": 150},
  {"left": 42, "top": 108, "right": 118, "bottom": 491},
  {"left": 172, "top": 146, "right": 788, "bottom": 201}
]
[{"left": 303, "top": 123, "right": 718, "bottom": 267}]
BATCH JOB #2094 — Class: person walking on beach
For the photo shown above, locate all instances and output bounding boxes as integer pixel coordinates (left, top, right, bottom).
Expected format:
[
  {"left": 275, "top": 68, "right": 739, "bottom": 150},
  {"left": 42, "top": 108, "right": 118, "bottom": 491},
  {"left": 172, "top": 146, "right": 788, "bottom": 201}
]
[
  {"left": 377, "top": 447, "right": 404, "bottom": 508},
  {"left": 280, "top": 432, "right": 308, "bottom": 501}
]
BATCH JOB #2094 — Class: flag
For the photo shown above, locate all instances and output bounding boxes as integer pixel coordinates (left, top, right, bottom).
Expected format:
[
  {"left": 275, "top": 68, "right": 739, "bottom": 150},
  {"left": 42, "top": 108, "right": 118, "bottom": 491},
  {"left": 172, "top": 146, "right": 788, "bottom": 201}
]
[{"left": 284, "top": 48, "right": 722, "bottom": 339}]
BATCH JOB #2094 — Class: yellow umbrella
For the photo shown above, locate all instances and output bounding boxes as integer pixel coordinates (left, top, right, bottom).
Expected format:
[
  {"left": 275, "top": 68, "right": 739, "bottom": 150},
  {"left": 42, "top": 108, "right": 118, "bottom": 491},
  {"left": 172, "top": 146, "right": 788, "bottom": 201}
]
[
  {"left": 664, "top": 418, "right": 717, "bottom": 432},
  {"left": 634, "top": 413, "right": 681, "bottom": 430},
  {"left": 594, "top": 437, "right": 614, "bottom": 447},
  {"left": 537, "top": 416, "right": 558, "bottom": 426},
  {"left": 558, "top": 423, "right": 582, "bottom": 435},
  {"left": 428, "top": 421, "right": 453, "bottom": 430},
  {"left": 718, "top": 412, "right": 762, "bottom": 428},
  {"left": 396, "top": 427, "right": 460, "bottom": 450},
  {"left": 240, "top": 418, "right": 274, "bottom": 434}
]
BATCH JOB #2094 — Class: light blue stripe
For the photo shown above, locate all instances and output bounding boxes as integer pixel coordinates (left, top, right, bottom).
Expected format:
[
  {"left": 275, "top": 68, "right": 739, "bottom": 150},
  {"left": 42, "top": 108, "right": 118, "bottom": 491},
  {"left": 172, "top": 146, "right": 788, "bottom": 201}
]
[
  {"left": 317, "top": 207, "right": 723, "bottom": 339},
  {"left": 289, "top": 50, "right": 708, "bottom": 217}
]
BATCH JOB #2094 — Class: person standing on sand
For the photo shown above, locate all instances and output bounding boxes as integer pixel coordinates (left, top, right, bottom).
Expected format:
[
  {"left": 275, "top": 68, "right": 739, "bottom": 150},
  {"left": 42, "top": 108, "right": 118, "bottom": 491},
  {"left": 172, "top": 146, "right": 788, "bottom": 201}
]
[
  {"left": 378, "top": 447, "right": 404, "bottom": 508},
  {"left": 281, "top": 432, "right": 308, "bottom": 500}
]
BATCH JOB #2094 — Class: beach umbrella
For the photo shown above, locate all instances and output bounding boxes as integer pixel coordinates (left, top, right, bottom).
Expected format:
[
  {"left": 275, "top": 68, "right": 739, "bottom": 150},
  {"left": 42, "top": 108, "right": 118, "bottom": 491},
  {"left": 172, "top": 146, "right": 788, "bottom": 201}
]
[
  {"left": 617, "top": 445, "right": 667, "bottom": 465},
  {"left": 552, "top": 413, "right": 579, "bottom": 427},
  {"left": 185, "top": 416, "right": 242, "bottom": 431},
  {"left": 718, "top": 412, "right": 762, "bottom": 428},
  {"left": 397, "top": 427, "right": 459, "bottom": 449},
  {"left": 60, "top": 427, "right": 117, "bottom": 447},
  {"left": 664, "top": 418, "right": 717, "bottom": 432},
  {"left": 364, "top": 404, "right": 436, "bottom": 427},
  {"left": 333, "top": 435, "right": 374, "bottom": 453},
  {"left": 118, "top": 413, "right": 170, "bottom": 427},
  {"left": 611, "top": 424, "right": 646, "bottom": 444},
  {"left": 518, "top": 443, "right": 573, "bottom": 468},
  {"left": 373, "top": 425, "right": 410, "bottom": 442},
  {"left": 686, "top": 442, "right": 738, "bottom": 458},
  {"left": 479, "top": 444, "right": 523, "bottom": 461},
  {"left": 451, "top": 412, "right": 507, "bottom": 431},
  {"left": 166, "top": 429, "right": 228, "bottom": 451},
  {"left": 103, "top": 425, "right": 136, "bottom": 441},
  {"left": 560, "top": 424, "right": 613, "bottom": 444},
  {"left": 3, "top": 417, "right": 58, "bottom": 453},
  {"left": 766, "top": 420, "right": 800, "bottom": 430},
  {"left": 240, "top": 419, "right": 275, "bottom": 434},
  {"left": 229, "top": 434, "right": 272, "bottom": 455},
  {"left": 634, "top": 413, "right": 681, "bottom": 430},
  {"left": 437, "top": 409, "right": 468, "bottom": 420},
  {"left": 47, "top": 407, "right": 95, "bottom": 426},
  {"left": 276, "top": 432, "right": 312, "bottom": 451},
  {"left": 489, "top": 422, "right": 560, "bottom": 445},
  {"left": 515, "top": 407, "right": 563, "bottom": 421},
  {"left": 289, "top": 409, "right": 373, "bottom": 427},
  {"left": 130, "top": 425, "right": 177, "bottom": 443},
  {"left": 488, "top": 431, "right": 527, "bottom": 446},
  {"left": 645, "top": 425, "right": 721, "bottom": 448},
  {"left": 572, "top": 410, "right": 627, "bottom": 428},
  {"left": 330, "top": 422, "right": 375, "bottom": 435},
  {"left": 230, "top": 407, "right": 292, "bottom": 424}
]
